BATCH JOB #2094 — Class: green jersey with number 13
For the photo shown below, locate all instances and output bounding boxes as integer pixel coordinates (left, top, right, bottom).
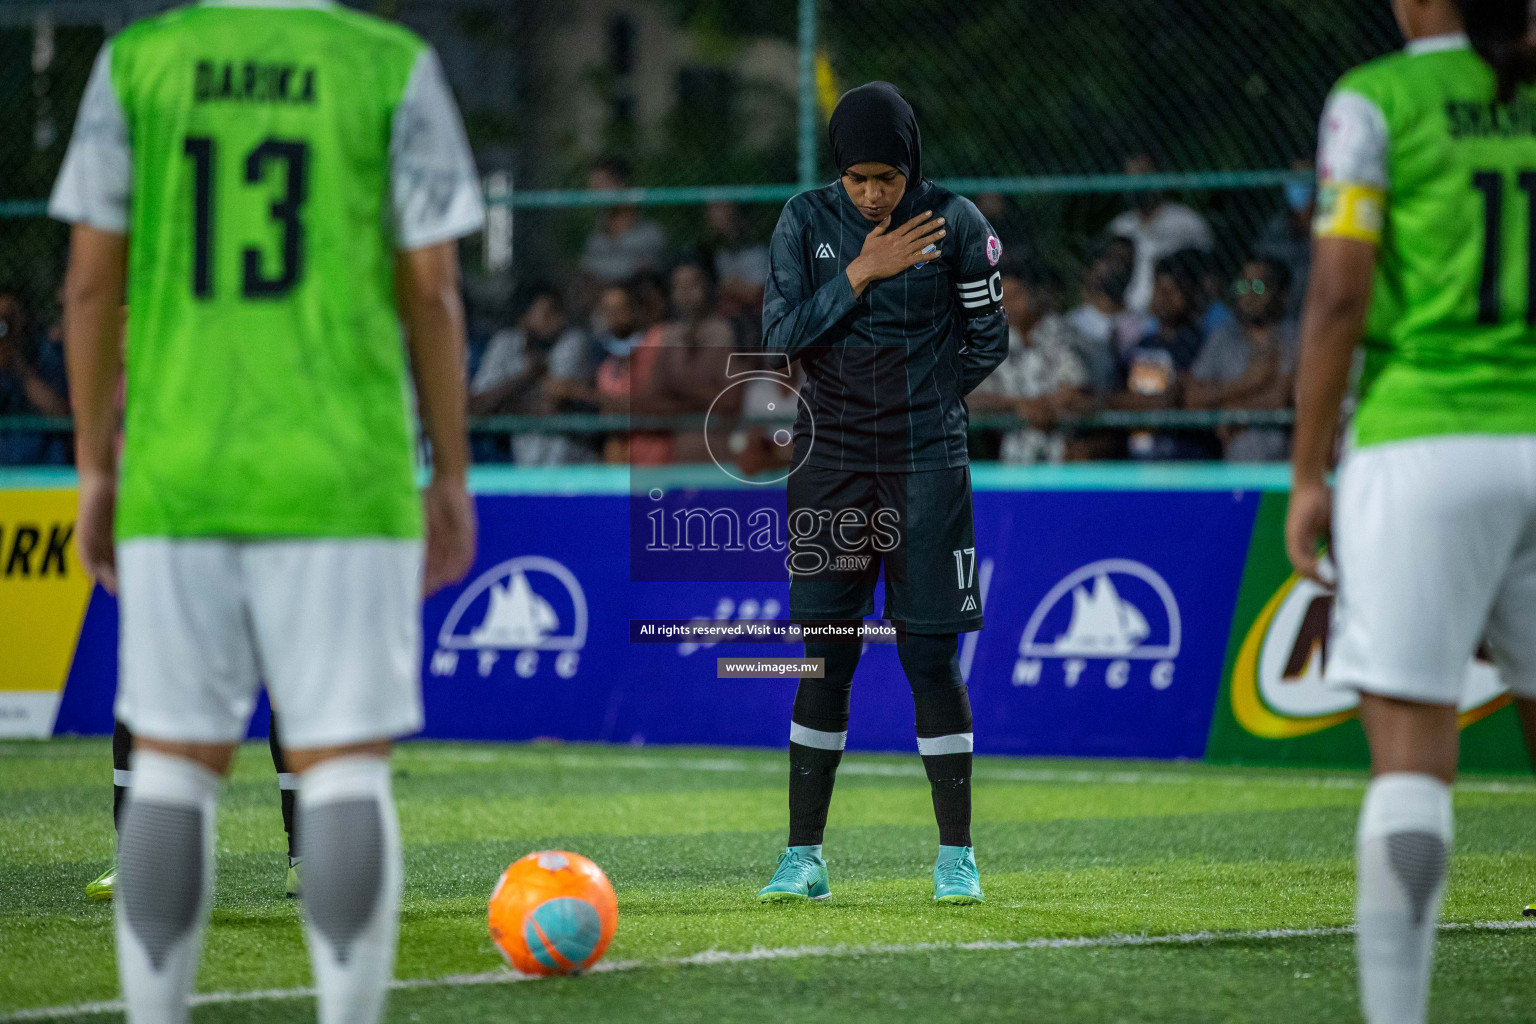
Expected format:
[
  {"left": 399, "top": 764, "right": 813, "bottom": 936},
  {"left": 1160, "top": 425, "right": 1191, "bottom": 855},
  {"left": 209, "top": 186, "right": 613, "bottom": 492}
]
[{"left": 49, "top": 0, "right": 484, "bottom": 539}]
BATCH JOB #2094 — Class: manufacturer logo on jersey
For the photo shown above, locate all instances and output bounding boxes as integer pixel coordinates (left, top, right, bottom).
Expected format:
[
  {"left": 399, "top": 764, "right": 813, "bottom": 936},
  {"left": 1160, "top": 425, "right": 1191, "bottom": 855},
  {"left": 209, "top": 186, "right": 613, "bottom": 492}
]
[
  {"left": 1230, "top": 576, "right": 1510, "bottom": 739},
  {"left": 960, "top": 595, "right": 978, "bottom": 613},
  {"left": 432, "top": 556, "right": 588, "bottom": 680},
  {"left": 814, "top": 242, "right": 835, "bottom": 259},
  {"left": 985, "top": 234, "right": 1002, "bottom": 266},
  {"left": 1013, "top": 559, "right": 1180, "bottom": 690}
]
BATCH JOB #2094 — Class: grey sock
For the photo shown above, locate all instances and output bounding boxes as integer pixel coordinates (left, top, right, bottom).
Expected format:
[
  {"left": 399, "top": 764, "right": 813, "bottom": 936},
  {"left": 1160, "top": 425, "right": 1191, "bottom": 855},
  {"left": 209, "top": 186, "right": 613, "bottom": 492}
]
[
  {"left": 300, "top": 798, "right": 385, "bottom": 965},
  {"left": 1387, "top": 831, "right": 1448, "bottom": 928},
  {"left": 119, "top": 801, "right": 204, "bottom": 971}
]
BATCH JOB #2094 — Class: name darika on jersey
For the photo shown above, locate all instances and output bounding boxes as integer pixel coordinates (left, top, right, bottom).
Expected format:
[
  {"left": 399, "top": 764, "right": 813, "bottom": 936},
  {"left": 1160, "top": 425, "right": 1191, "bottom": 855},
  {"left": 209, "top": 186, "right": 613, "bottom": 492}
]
[{"left": 194, "top": 60, "right": 317, "bottom": 105}]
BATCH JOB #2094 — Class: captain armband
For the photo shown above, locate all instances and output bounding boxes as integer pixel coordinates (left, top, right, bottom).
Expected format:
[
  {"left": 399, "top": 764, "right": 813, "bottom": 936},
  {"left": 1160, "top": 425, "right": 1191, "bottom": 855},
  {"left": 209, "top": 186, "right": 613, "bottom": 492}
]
[
  {"left": 956, "top": 271, "right": 1004, "bottom": 319},
  {"left": 1314, "top": 182, "right": 1385, "bottom": 245}
]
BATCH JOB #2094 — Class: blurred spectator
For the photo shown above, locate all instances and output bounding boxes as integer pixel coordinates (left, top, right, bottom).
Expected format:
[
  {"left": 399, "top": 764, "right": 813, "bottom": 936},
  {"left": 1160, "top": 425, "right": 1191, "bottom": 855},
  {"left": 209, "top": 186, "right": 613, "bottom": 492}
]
[
  {"left": 584, "top": 283, "right": 646, "bottom": 462},
  {"left": 593, "top": 283, "right": 645, "bottom": 360},
  {"left": 703, "top": 202, "right": 769, "bottom": 317},
  {"left": 1112, "top": 251, "right": 1215, "bottom": 460},
  {"left": 1195, "top": 251, "right": 1236, "bottom": 337},
  {"left": 1185, "top": 256, "right": 1299, "bottom": 462},
  {"left": 1065, "top": 237, "right": 1152, "bottom": 393},
  {"left": 594, "top": 284, "right": 661, "bottom": 464},
  {"left": 629, "top": 269, "right": 671, "bottom": 331},
  {"left": 470, "top": 284, "right": 598, "bottom": 465},
  {"left": 580, "top": 158, "right": 667, "bottom": 288},
  {"left": 969, "top": 268, "right": 1092, "bottom": 464},
  {"left": 1255, "top": 159, "right": 1316, "bottom": 321},
  {"left": 0, "top": 290, "right": 70, "bottom": 465},
  {"left": 1109, "top": 152, "right": 1213, "bottom": 313},
  {"left": 629, "top": 260, "right": 740, "bottom": 465}
]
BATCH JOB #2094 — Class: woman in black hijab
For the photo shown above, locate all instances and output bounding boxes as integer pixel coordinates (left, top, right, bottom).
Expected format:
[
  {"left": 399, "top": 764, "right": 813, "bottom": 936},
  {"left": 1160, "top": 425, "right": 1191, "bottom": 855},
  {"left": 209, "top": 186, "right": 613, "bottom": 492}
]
[
  {"left": 829, "top": 81, "right": 922, "bottom": 196},
  {"left": 754, "top": 82, "right": 1009, "bottom": 907}
]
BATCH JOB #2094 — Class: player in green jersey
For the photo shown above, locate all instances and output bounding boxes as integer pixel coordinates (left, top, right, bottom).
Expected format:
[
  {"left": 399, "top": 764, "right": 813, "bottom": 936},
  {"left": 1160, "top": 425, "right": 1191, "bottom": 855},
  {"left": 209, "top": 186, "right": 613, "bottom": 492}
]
[
  {"left": 1285, "top": 1, "right": 1536, "bottom": 1021},
  {"left": 50, "top": 2, "right": 483, "bottom": 1021}
]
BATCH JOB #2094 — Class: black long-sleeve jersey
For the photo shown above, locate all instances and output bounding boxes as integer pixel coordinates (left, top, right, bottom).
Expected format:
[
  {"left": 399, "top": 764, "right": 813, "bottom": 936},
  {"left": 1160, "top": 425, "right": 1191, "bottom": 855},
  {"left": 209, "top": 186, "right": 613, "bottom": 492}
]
[{"left": 761, "top": 178, "right": 1009, "bottom": 474}]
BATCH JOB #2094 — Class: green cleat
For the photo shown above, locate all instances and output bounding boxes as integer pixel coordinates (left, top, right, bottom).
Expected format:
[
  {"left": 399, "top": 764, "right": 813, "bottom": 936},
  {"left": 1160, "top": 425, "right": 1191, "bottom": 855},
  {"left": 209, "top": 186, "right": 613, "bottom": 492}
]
[
  {"left": 285, "top": 857, "right": 302, "bottom": 899},
  {"left": 1525, "top": 898, "right": 1535, "bottom": 918},
  {"left": 756, "top": 845, "right": 831, "bottom": 903},
  {"left": 933, "top": 845, "right": 984, "bottom": 905},
  {"left": 85, "top": 860, "right": 116, "bottom": 902}
]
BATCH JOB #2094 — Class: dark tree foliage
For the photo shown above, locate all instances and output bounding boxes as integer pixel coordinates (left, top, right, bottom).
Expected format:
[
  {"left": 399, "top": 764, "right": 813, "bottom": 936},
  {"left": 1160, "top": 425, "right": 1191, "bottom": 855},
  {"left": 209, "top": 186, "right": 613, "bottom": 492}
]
[{"left": 824, "top": 0, "right": 1402, "bottom": 176}]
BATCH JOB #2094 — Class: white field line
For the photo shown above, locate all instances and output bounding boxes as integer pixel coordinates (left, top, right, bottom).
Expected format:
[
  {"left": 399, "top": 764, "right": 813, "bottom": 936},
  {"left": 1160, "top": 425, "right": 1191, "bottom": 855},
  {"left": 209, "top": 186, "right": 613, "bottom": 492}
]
[
  {"left": 6, "top": 920, "right": 1533, "bottom": 1022},
  {"left": 420, "top": 749, "right": 1536, "bottom": 796},
  {"left": 9, "top": 742, "right": 1534, "bottom": 794}
]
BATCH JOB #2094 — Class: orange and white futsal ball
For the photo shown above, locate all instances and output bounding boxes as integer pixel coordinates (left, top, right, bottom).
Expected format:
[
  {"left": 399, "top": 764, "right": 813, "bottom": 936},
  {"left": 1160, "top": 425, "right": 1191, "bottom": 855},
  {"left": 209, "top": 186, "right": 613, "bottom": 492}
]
[{"left": 488, "top": 850, "right": 618, "bottom": 975}]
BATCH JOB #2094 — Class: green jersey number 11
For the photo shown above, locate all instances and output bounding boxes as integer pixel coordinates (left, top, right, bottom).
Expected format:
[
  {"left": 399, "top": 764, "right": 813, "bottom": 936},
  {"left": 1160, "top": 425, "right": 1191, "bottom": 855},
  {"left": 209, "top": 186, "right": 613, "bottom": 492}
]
[
  {"left": 1471, "top": 169, "right": 1536, "bottom": 326},
  {"left": 183, "top": 135, "right": 310, "bottom": 300}
]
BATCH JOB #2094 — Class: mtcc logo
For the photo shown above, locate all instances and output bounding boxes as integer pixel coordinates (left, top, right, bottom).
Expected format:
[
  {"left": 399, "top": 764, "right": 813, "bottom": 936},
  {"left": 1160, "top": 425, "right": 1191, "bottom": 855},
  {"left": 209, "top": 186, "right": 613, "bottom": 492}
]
[
  {"left": 432, "top": 556, "right": 588, "bottom": 680},
  {"left": 1013, "top": 559, "right": 1180, "bottom": 690}
]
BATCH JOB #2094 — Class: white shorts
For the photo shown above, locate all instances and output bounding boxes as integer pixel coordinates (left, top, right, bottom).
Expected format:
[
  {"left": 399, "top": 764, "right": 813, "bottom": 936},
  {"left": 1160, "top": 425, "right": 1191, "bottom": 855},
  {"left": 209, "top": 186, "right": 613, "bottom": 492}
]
[
  {"left": 1328, "top": 435, "right": 1536, "bottom": 706},
  {"left": 117, "top": 538, "right": 424, "bottom": 748}
]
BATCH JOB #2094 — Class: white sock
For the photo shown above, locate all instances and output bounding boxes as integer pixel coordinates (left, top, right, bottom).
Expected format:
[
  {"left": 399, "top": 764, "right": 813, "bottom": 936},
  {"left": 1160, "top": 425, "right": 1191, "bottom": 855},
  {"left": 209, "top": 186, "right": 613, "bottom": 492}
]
[
  {"left": 115, "top": 751, "right": 221, "bottom": 1024},
  {"left": 298, "top": 756, "right": 402, "bottom": 1024},
  {"left": 1356, "top": 772, "right": 1453, "bottom": 1024}
]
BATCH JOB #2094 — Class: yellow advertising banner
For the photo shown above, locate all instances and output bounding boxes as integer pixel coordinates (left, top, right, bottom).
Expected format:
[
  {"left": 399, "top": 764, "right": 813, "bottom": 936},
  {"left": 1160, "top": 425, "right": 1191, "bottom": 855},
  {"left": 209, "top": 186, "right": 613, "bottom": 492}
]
[{"left": 0, "top": 489, "right": 92, "bottom": 737}]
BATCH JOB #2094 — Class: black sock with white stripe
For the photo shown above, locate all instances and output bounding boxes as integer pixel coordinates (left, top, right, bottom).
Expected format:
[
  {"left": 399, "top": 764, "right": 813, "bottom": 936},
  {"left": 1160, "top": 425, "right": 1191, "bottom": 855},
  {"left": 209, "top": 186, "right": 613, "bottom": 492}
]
[
  {"left": 900, "top": 634, "right": 974, "bottom": 848},
  {"left": 269, "top": 713, "right": 298, "bottom": 862},
  {"left": 786, "top": 641, "right": 860, "bottom": 847},
  {"left": 112, "top": 718, "right": 133, "bottom": 835}
]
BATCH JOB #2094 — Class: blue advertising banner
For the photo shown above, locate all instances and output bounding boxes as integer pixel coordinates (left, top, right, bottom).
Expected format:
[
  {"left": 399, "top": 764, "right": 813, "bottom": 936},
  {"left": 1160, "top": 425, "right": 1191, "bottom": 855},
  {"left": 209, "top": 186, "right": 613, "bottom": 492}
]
[
  {"left": 962, "top": 489, "right": 1258, "bottom": 758},
  {"left": 44, "top": 466, "right": 1269, "bottom": 759}
]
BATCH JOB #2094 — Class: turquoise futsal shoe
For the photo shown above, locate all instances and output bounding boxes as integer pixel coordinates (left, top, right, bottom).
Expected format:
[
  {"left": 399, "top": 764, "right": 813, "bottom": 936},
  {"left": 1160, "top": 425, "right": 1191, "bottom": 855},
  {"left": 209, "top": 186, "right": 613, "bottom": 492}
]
[
  {"left": 756, "top": 845, "right": 831, "bottom": 903},
  {"left": 933, "top": 845, "right": 984, "bottom": 904}
]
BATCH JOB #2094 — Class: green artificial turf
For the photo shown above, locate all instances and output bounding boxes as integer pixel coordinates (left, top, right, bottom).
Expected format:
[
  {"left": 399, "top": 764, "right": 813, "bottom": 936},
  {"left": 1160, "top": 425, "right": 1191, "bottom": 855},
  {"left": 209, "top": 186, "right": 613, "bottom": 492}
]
[{"left": 1, "top": 740, "right": 1533, "bottom": 1023}]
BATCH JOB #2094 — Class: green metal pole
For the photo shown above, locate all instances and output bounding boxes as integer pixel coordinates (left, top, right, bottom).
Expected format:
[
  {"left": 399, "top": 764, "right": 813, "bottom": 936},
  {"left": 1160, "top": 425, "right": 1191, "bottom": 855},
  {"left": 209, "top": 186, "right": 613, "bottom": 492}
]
[{"left": 797, "top": 0, "right": 817, "bottom": 192}]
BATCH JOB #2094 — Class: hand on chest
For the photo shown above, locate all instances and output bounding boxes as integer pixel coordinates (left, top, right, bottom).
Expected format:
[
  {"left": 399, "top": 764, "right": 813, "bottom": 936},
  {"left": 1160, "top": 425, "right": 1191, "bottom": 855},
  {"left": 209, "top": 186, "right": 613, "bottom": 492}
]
[{"left": 810, "top": 231, "right": 950, "bottom": 292}]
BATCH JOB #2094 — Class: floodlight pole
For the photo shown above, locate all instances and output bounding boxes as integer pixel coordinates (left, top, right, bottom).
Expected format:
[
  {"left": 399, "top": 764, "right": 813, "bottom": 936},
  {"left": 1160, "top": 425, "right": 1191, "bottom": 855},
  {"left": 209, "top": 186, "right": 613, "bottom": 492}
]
[{"left": 797, "top": 0, "right": 817, "bottom": 193}]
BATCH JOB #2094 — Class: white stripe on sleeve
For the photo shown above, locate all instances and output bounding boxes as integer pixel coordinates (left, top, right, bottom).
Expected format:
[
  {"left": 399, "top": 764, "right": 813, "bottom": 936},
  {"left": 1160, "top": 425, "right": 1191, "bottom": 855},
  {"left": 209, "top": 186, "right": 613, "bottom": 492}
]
[
  {"left": 390, "top": 47, "right": 486, "bottom": 250},
  {"left": 1318, "top": 90, "right": 1389, "bottom": 190},
  {"left": 49, "top": 43, "right": 131, "bottom": 232}
]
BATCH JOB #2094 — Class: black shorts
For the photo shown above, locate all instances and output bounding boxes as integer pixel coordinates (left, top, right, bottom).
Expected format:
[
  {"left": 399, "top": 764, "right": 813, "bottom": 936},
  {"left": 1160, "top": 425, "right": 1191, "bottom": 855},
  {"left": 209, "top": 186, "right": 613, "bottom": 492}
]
[{"left": 787, "top": 464, "right": 982, "bottom": 635}]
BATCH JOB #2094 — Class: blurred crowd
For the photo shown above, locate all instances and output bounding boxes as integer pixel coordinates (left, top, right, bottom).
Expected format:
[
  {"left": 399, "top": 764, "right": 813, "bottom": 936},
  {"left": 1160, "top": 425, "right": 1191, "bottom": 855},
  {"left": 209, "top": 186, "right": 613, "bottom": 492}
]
[{"left": 0, "top": 152, "right": 1315, "bottom": 468}]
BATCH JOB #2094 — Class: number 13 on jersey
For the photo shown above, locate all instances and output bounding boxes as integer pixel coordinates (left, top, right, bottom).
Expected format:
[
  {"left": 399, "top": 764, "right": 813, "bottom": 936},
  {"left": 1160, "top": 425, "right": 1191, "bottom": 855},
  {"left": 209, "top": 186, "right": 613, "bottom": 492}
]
[{"left": 183, "top": 135, "right": 310, "bottom": 300}]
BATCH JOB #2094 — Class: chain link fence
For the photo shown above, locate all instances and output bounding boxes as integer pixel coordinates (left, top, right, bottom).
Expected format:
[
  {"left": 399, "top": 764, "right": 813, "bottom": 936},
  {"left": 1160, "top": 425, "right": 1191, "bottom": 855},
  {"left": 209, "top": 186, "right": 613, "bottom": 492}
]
[
  {"left": 0, "top": 0, "right": 1406, "bottom": 462},
  {"left": 822, "top": 0, "right": 1401, "bottom": 283}
]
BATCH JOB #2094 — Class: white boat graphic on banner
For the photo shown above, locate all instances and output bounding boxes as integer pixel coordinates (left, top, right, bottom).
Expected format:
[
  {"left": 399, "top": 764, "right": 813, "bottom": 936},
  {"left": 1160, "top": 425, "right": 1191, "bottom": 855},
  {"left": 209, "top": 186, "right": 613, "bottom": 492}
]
[
  {"left": 433, "top": 555, "right": 588, "bottom": 680},
  {"left": 469, "top": 570, "right": 560, "bottom": 648},
  {"left": 1014, "top": 558, "right": 1182, "bottom": 690},
  {"left": 1051, "top": 574, "right": 1151, "bottom": 656}
]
